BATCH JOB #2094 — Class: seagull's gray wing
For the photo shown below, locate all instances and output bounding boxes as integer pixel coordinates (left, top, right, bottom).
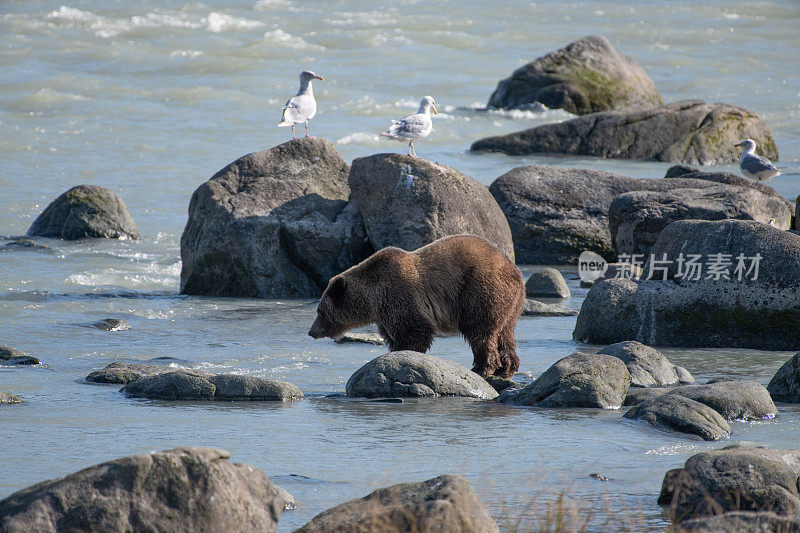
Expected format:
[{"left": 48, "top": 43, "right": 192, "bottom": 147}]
[
  {"left": 387, "top": 113, "right": 431, "bottom": 139},
  {"left": 741, "top": 153, "right": 777, "bottom": 174},
  {"left": 281, "top": 93, "right": 316, "bottom": 124}
]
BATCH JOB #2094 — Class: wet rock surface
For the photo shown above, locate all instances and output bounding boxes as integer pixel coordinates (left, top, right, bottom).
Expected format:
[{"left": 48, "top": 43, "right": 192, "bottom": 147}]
[
  {"left": 295, "top": 474, "right": 500, "bottom": 533},
  {"left": 521, "top": 299, "right": 577, "bottom": 317},
  {"left": 767, "top": 351, "right": 800, "bottom": 403},
  {"left": 0, "top": 346, "right": 40, "bottom": 366},
  {"left": 0, "top": 391, "right": 23, "bottom": 405},
  {"left": 0, "top": 447, "right": 290, "bottom": 533},
  {"left": 346, "top": 351, "right": 499, "bottom": 399},
  {"left": 598, "top": 341, "right": 690, "bottom": 387},
  {"left": 121, "top": 370, "right": 304, "bottom": 401},
  {"left": 525, "top": 267, "right": 570, "bottom": 298},
  {"left": 624, "top": 394, "right": 731, "bottom": 441},
  {"left": 89, "top": 318, "right": 132, "bottom": 331}
]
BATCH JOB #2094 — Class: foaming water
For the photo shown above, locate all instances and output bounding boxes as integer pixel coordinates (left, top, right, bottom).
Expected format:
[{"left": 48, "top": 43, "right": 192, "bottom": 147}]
[{"left": 1, "top": 1, "right": 800, "bottom": 530}]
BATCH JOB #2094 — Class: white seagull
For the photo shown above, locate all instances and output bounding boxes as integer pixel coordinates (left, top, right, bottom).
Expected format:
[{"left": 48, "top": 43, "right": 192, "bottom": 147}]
[
  {"left": 735, "top": 139, "right": 781, "bottom": 181},
  {"left": 381, "top": 96, "right": 438, "bottom": 157},
  {"left": 278, "top": 70, "right": 324, "bottom": 140}
]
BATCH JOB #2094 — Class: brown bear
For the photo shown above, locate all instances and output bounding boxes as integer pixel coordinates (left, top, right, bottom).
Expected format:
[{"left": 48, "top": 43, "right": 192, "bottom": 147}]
[{"left": 308, "top": 234, "right": 525, "bottom": 378}]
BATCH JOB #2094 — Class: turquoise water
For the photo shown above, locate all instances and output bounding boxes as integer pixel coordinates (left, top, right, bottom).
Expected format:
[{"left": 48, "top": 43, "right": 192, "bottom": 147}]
[{"left": 1, "top": 1, "right": 799, "bottom": 530}]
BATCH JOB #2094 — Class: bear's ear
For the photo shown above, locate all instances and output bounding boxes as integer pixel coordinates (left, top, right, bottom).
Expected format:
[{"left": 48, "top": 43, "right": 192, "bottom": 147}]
[{"left": 328, "top": 276, "right": 347, "bottom": 298}]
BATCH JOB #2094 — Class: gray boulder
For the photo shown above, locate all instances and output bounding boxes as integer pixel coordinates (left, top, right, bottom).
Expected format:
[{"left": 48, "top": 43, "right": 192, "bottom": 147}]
[
  {"left": 501, "top": 352, "right": 630, "bottom": 408},
  {"left": 1, "top": 391, "right": 22, "bottom": 405},
  {"left": 673, "top": 380, "right": 776, "bottom": 421},
  {"left": 335, "top": 332, "right": 385, "bottom": 345},
  {"left": 666, "top": 445, "right": 800, "bottom": 523},
  {"left": 598, "top": 341, "right": 689, "bottom": 387},
  {"left": 487, "top": 35, "right": 662, "bottom": 115},
  {"left": 295, "top": 474, "right": 499, "bottom": 533},
  {"left": 609, "top": 185, "right": 791, "bottom": 257},
  {"left": 27, "top": 184, "right": 139, "bottom": 240},
  {"left": 525, "top": 267, "right": 570, "bottom": 298},
  {"left": 665, "top": 167, "right": 792, "bottom": 206},
  {"left": 85, "top": 362, "right": 210, "bottom": 384},
  {"left": 574, "top": 220, "right": 800, "bottom": 350},
  {"left": 0, "top": 346, "right": 40, "bottom": 366},
  {"left": 488, "top": 165, "right": 758, "bottom": 264},
  {"left": 521, "top": 299, "right": 577, "bottom": 317},
  {"left": 768, "top": 352, "right": 800, "bottom": 402},
  {"left": 472, "top": 100, "right": 778, "bottom": 165},
  {"left": 623, "top": 395, "right": 731, "bottom": 441},
  {"left": 180, "top": 137, "right": 370, "bottom": 298},
  {"left": 674, "top": 512, "right": 800, "bottom": 532},
  {"left": 121, "top": 370, "right": 303, "bottom": 401},
  {"left": 623, "top": 386, "right": 673, "bottom": 406},
  {"left": 0, "top": 447, "right": 289, "bottom": 533},
  {"left": 90, "top": 318, "right": 132, "bottom": 331},
  {"left": 346, "top": 351, "right": 498, "bottom": 399},
  {"left": 348, "top": 154, "right": 514, "bottom": 261}
]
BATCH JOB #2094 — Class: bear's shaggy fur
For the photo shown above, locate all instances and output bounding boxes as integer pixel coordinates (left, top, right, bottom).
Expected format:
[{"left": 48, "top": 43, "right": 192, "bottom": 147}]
[{"left": 308, "top": 235, "right": 525, "bottom": 378}]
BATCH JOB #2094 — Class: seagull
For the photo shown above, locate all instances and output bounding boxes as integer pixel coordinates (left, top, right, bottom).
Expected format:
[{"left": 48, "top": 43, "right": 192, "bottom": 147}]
[
  {"left": 277, "top": 70, "right": 324, "bottom": 140},
  {"left": 381, "top": 96, "right": 437, "bottom": 157},
  {"left": 735, "top": 139, "right": 781, "bottom": 181}
]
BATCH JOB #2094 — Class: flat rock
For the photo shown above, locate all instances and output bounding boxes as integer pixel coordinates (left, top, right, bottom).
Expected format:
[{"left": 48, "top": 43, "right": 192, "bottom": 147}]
[
  {"left": 0, "top": 346, "right": 40, "bottom": 366},
  {"left": 673, "top": 380, "right": 776, "bottom": 421},
  {"left": 664, "top": 167, "right": 792, "bottom": 208},
  {"left": 574, "top": 220, "right": 800, "bottom": 349},
  {"left": 180, "top": 138, "right": 370, "bottom": 298},
  {"left": 348, "top": 154, "right": 514, "bottom": 261},
  {"left": 666, "top": 445, "right": 800, "bottom": 523},
  {"left": 521, "top": 299, "right": 577, "bottom": 317},
  {"left": 525, "top": 267, "right": 570, "bottom": 298},
  {"left": 623, "top": 394, "right": 731, "bottom": 441},
  {"left": 345, "top": 351, "right": 498, "bottom": 399},
  {"left": 90, "top": 318, "right": 131, "bottom": 331},
  {"left": 472, "top": 100, "right": 778, "bottom": 165},
  {"left": 0, "top": 447, "right": 289, "bottom": 532},
  {"left": 598, "top": 341, "right": 688, "bottom": 387},
  {"left": 674, "top": 512, "right": 800, "bottom": 532},
  {"left": 501, "top": 352, "right": 630, "bottom": 408},
  {"left": 609, "top": 185, "right": 791, "bottom": 257},
  {"left": 0, "top": 391, "right": 22, "bottom": 405},
  {"left": 767, "top": 351, "right": 800, "bottom": 402},
  {"left": 295, "top": 474, "right": 500, "bottom": 533},
  {"left": 27, "top": 184, "right": 139, "bottom": 240},
  {"left": 334, "top": 332, "right": 385, "bottom": 345},
  {"left": 121, "top": 370, "right": 303, "bottom": 401},
  {"left": 487, "top": 165, "right": 754, "bottom": 264},
  {"left": 487, "top": 35, "right": 662, "bottom": 115},
  {"left": 86, "top": 362, "right": 211, "bottom": 384}
]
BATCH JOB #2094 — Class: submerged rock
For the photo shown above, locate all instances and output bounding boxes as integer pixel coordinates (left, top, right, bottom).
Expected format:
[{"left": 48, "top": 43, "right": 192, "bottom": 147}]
[
  {"left": 598, "top": 341, "right": 690, "bottom": 387},
  {"left": 334, "top": 332, "right": 385, "bottom": 345},
  {"left": 501, "top": 352, "right": 630, "bottom": 408},
  {"left": 180, "top": 138, "right": 369, "bottom": 298},
  {"left": 767, "top": 352, "right": 800, "bottom": 403},
  {"left": 609, "top": 185, "right": 791, "bottom": 257},
  {"left": 0, "top": 391, "right": 22, "bottom": 405},
  {"left": 521, "top": 299, "right": 577, "bottom": 317},
  {"left": 295, "top": 474, "right": 499, "bottom": 533},
  {"left": 665, "top": 445, "right": 800, "bottom": 523},
  {"left": 348, "top": 154, "right": 514, "bottom": 261},
  {"left": 472, "top": 100, "right": 778, "bottom": 165},
  {"left": 674, "top": 512, "right": 800, "bottom": 532},
  {"left": 574, "top": 220, "right": 800, "bottom": 350},
  {"left": 90, "top": 318, "right": 132, "bottom": 331},
  {"left": 487, "top": 35, "right": 662, "bottom": 115},
  {"left": 525, "top": 267, "right": 570, "bottom": 298},
  {"left": 624, "top": 394, "right": 731, "bottom": 441},
  {"left": 85, "top": 362, "right": 210, "bottom": 384},
  {"left": 121, "top": 371, "right": 303, "bottom": 401},
  {"left": 0, "top": 346, "right": 40, "bottom": 366},
  {"left": 27, "top": 185, "right": 139, "bottom": 240},
  {"left": 0, "top": 447, "right": 290, "bottom": 533},
  {"left": 346, "top": 351, "right": 498, "bottom": 399}
]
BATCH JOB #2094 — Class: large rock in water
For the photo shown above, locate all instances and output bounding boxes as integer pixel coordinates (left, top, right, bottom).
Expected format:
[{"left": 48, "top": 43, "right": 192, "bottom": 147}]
[
  {"left": 767, "top": 352, "right": 800, "bottom": 403},
  {"left": 487, "top": 165, "right": 774, "bottom": 264},
  {"left": 674, "top": 512, "right": 800, "bottom": 533},
  {"left": 348, "top": 154, "right": 514, "bottom": 261},
  {"left": 664, "top": 445, "right": 800, "bottom": 524},
  {"left": 609, "top": 185, "right": 792, "bottom": 257},
  {"left": 27, "top": 185, "right": 139, "bottom": 240},
  {"left": 574, "top": 220, "right": 800, "bottom": 350},
  {"left": 472, "top": 99, "right": 778, "bottom": 165},
  {"left": 346, "top": 351, "right": 498, "bottom": 399},
  {"left": 598, "top": 341, "right": 689, "bottom": 387},
  {"left": 295, "top": 474, "right": 499, "bottom": 533},
  {"left": 180, "top": 138, "right": 372, "bottom": 298},
  {"left": 121, "top": 371, "right": 304, "bottom": 401},
  {"left": 487, "top": 35, "right": 662, "bottom": 115},
  {"left": 0, "top": 346, "right": 40, "bottom": 366},
  {"left": 623, "top": 394, "right": 731, "bottom": 441},
  {"left": 0, "top": 447, "right": 289, "bottom": 533},
  {"left": 500, "top": 352, "right": 630, "bottom": 408}
]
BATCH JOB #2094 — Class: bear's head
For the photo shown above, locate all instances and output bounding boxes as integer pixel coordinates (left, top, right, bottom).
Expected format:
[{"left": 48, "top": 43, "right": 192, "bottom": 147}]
[{"left": 309, "top": 275, "right": 370, "bottom": 340}]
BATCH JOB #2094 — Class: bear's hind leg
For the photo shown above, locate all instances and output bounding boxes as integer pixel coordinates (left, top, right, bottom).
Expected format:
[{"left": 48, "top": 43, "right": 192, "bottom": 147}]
[
  {"left": 496, "top": 319, "right": 520, "bottom": 379},
  {"left": 467, "top": 334, "right": 501, "bottom": 377}
]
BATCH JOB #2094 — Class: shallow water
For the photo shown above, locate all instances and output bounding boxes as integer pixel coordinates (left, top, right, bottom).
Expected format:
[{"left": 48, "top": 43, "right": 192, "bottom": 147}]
[{"left": 1, "top": 1, "right": 799, "bottom": 530}]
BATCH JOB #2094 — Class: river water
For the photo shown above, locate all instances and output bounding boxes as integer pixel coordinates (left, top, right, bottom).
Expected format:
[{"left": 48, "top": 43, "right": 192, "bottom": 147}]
[{"left": 1, "top": 1, "right": 799, "bottom": 530}]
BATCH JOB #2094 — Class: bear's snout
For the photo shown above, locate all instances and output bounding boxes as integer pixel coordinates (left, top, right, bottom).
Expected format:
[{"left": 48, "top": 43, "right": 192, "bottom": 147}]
[{"left": 308, "top": 318, "right": 324, "bottom": 339}]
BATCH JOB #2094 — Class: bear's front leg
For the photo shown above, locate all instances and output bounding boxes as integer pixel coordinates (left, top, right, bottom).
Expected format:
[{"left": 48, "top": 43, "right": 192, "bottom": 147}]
[
  {"left": 385, "top": 316, "right": 435, "bottom": 354},
  {"left": 468, "top": 337, "right": 501, "bottom": 377}
]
